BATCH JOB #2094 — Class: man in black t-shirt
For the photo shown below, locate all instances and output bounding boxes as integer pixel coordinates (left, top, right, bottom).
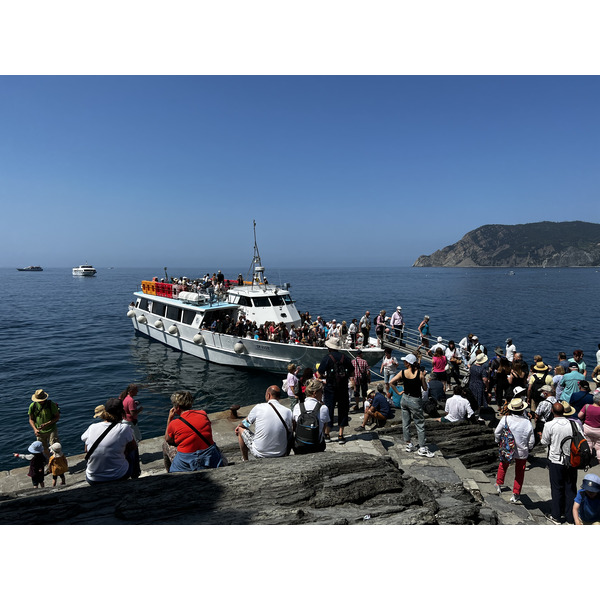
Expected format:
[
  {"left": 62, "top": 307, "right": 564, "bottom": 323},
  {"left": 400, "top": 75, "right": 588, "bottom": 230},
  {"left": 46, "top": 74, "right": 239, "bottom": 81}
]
[{"left": 316, "top": 337, "right": 354, "bottom": 445}]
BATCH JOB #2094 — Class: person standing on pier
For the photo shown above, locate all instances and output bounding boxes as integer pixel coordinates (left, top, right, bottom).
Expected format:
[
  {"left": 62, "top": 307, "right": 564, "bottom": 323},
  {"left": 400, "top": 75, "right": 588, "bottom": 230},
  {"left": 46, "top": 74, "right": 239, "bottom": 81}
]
[
  {"left": 28, "top": 389, "right": 60, "bottom": 459},
  {"left": 390, "top": 353, "right": 434, "bottom": 458},
  {"left": 416, "top": 316, "right": 430, "bottom": 353},
  {"left": 505, "top": 338, "right": 516, "bottom": 363},
  {"left": 389, "top": 306, "right": 404, "bottom": 344},
  {"left": 351, "top": 349, "right": 370, "bottom": 412},
  {"left": 359, "top": 311, "right": 371, "bottom": 347},
  {"left": 316, "top": 337, "right": 354, "bottom": 444}
]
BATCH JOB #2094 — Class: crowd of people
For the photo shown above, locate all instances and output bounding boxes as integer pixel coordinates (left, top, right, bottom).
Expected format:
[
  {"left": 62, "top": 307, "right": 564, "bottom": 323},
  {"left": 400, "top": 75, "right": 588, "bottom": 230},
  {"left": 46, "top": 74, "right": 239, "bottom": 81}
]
[{"left": 13, "top": 307, "right": 600, "bottom": 524}]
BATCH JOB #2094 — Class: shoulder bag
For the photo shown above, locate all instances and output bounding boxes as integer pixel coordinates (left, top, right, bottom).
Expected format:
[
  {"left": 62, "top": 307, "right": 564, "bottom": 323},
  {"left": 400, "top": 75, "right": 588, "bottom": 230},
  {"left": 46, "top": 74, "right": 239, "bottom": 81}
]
[
  {"left": 268, "top": 402, "right": 293, "bottom": 456},
  {"left": 85, "top": 422, "right": 119, "bottom": 461}
]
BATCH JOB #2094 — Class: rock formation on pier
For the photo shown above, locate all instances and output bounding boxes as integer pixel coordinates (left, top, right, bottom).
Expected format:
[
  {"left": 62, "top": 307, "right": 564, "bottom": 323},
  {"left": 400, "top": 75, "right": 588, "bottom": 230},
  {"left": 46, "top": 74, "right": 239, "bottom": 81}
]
[{"left": 413, "top": 221, "right": 600, "bottom": 267}]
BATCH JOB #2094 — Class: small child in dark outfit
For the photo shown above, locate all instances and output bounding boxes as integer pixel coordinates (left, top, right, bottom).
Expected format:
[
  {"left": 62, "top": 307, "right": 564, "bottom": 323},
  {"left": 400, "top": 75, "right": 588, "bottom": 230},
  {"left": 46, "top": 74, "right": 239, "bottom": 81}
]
[
  {"left": 14, "top": 440, "right": 48, "bottom": 488},
  {"left": 48, "top": 442, "right": 68, "bottom": 486}
]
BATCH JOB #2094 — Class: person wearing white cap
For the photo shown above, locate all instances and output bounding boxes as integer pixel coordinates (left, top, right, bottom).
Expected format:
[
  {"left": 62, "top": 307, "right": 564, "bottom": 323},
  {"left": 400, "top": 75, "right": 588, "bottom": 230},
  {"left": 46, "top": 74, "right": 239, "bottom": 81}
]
[
  {"left": 390, "top": 353, "right": 434, "bottom": 457},
  {"left": 48, "top": 442, "right": 69, "bottom": 487},
  {"left": 573, "top": 473, "right": 600, "bottom": 525},
  {"left": 389, "top": 306, "right": 404, "bottom": 344},
  {"left": 429, "top": 336, "right": 446, "bottom": 356}
]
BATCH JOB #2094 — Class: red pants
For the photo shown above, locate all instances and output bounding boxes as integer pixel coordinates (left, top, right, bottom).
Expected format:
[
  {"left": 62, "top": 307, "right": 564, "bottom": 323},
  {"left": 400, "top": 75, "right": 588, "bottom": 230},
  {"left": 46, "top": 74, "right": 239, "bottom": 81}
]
[{"left": 496, "top": 458, "right": 527, "bottom": 495}]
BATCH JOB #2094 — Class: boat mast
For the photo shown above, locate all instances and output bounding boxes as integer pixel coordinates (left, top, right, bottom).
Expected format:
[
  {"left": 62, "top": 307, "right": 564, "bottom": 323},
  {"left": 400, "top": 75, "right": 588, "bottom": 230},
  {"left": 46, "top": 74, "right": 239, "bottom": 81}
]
[{"left": 248, "top": 220, "right": 266, "bottom": 288}]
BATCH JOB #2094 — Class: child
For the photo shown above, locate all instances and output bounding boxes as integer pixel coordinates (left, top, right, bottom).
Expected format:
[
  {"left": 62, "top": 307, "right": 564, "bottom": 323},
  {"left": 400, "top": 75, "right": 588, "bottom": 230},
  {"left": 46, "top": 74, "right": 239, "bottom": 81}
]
[
  {"left": 14, "top": 440, "right": 47, "bottom": 488},
  {"left": 48, "top": 442, "right": 69, "bottom": 486},
  {"left": 573, "top": 473, "right": 600, "bottom": 525}
]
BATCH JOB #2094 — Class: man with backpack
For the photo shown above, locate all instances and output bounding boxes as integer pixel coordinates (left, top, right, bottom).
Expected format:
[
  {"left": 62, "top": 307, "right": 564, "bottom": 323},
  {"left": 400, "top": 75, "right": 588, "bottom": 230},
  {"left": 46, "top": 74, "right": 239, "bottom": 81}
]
[
  {"left": 316, "top": 337, "right": 355, "bottom": 445},
  {"left": 527, "top": 360, "right": 553, "bottom": 412},
  {"left": 541, "top": 402, "right": 583, "bottom": 524},
  {"left": 28, "top": 389, "right": 61, "bottom": 459},
  {"left": 292, "top": 378, "right": 330, "bottom": 454}
]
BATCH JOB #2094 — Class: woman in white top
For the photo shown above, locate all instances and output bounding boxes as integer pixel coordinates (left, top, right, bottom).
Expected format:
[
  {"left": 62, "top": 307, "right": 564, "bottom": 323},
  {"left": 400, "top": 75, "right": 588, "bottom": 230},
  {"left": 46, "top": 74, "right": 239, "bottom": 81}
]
[
  {"left": 285, "top": 363, "right": 300, "bottom": 411},
  {"left": 493, "top": 397, "right": 534, "bottom": 504}
]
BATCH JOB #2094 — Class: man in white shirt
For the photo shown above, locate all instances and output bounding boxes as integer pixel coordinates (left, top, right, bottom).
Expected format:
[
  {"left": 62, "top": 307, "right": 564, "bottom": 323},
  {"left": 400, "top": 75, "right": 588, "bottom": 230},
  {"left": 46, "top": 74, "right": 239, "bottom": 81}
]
[
  {"left": 541, "top": 401, "right": 581, "bottom": 524},
  {"left": 235, "top": 386, "right": 293, "bottom": 460},
  {"left": 429, "top": 336, "right": 446, "bottom": 356},
  {"left": 438, "top": 385, "right": 474, "bottom": 423},
  {"left": 505, "top": 338, "right": 516, "bottom": 363},
  {"left": 389, "top": 306, "right": 404, "bottom": 343}
]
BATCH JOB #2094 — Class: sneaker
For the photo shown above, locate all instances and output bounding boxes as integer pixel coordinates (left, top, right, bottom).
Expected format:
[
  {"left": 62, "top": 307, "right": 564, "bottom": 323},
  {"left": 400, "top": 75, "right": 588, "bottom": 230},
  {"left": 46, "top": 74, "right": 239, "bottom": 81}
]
[
  {"left": 354, "top": 425, "right": 365, "bottom": 432},
  {"left": 545, "top": 514, "right": 562, "bottom": 525},
  {"left": 417, "top": 446, "right": 435, "bottom": 458},
  {"left": 494, "top": 484, "right": 502, "bottom": 495},
  {"left": 324, "top": 433, "right": 331, "bottom": 442},
  {"left": 405, "top": 442, "right": 416, "bottom": 453},
  {"left": 338, "top": 436, "right": 346, "bottom": 445},
  {"left": 509, "top": 494, "right": 521, "bottom": 504}
]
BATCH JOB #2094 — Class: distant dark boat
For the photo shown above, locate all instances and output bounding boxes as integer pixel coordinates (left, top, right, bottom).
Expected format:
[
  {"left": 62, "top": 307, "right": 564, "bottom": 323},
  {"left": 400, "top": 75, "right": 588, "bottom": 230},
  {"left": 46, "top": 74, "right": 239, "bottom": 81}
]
[{"left": 17, "top": 266, "right": 43, "bottom": 271}]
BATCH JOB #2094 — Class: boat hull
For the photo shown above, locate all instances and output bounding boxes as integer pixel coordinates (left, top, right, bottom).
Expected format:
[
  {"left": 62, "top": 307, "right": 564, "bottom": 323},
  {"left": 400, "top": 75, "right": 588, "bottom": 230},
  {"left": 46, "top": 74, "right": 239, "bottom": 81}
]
[{"left": 130, "top": 309, "right": 384, "bottom": 374}]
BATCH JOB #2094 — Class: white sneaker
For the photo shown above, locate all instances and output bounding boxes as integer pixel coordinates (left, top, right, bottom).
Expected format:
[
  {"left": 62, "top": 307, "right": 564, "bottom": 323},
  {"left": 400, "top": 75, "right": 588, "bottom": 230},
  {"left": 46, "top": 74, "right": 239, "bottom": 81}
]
[
  {"left": 405, "top": 442, "right": 415, "bottom": 453},
  {"left": 417, "top": 446, "right": 435, "bottom": 458},
  {"left": 494, "top": 484, "right": 502, "bottom": 495},
  {"left": 509, "top": 494, "right": 521, "bottom": 504}
]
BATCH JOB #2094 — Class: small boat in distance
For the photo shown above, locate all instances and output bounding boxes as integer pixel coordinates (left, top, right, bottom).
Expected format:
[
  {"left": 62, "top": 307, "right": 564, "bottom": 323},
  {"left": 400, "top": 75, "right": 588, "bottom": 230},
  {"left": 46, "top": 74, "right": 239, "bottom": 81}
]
[
  {"left": 17, "top": 266, "right": 43, "bottom": 271},
  {"left": 72, "top": 264, "right": 97, "bottom": 276}
]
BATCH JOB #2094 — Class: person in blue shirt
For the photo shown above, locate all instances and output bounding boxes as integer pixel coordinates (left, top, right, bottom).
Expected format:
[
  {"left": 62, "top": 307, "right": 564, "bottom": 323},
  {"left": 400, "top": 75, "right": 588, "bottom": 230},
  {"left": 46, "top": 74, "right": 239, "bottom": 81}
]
[
  {"left": 573, "top": 473, "right": 600, "bottom": 525},
  {"left": 354, "top": 384, "right": 391, "bottom": 431},
  {"left": 569, "top": 380, "right": 594, "bottom": 413}
]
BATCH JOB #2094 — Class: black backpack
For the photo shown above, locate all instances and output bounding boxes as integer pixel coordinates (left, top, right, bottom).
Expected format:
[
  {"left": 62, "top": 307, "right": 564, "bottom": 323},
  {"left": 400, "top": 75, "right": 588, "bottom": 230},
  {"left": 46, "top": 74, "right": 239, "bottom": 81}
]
[
  {"left": 530, "top": 373, "right": 548, "bottom": 403},
  {"left": 330, "top": 354, "right": 348, "bottom": 388},
  {"left": 294, "top": 401, "right": 322, "bottom": 448}
]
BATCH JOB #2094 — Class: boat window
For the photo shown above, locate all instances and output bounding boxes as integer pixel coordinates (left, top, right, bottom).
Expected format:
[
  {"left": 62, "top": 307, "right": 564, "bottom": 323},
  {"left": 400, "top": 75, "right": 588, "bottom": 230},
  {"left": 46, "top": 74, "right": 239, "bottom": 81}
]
[
  {"left": 271, "top": 295, "right": 285, "bottom": 306},
  {"left": 151, "top": 302, "right": 166, "bottom": 316},
  {"left": 236, "top": 295, "right": 252, "bottom": 307},
  {"left": 138, "top": 298, "right": 149, "bottom": 311},
  {"left": 182, "top": 309, "right": 196, "bottom": 325},
  {"left": 282, "top": 294, "right": 294, "bottom": 305},
  {"left": 253, "top": 296, "right": 271, "bottom": 307},
  {"left": 166, "top": 305, "right": 182, "bottom": 321}
]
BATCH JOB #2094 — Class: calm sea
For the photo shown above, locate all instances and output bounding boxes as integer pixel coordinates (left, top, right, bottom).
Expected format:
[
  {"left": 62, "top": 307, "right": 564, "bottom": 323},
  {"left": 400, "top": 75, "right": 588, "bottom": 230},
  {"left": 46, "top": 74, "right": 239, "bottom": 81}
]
[{"left": 1, "top": 265, "right": 599, "bottom": 471}]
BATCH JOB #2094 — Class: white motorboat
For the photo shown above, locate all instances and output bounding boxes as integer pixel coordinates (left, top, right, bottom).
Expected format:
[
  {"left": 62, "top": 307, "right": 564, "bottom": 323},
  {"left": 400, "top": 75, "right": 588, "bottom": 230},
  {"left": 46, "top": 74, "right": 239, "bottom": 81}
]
[
  {"left": 126, "top": 224, "right": 384, "bottom": 374},
  {"left": 73, "top": 264, "right": 97, "bottom": 276}
]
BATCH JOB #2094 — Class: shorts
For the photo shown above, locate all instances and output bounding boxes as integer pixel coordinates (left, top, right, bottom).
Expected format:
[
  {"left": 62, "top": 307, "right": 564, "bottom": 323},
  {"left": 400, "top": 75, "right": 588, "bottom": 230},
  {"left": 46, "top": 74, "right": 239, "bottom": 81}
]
[
  {"left": 240, "top": 428, "right": 262, "bottom": 459},
  {"left": 383, "top": 369, "right": 397, "bottom": 384}
]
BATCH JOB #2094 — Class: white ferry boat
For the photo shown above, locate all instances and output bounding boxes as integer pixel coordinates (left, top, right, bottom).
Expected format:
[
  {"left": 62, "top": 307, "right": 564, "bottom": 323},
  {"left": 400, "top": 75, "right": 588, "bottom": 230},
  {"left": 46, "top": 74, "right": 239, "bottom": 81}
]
[
  {"left": 126, "top": 225, "right": 384, "bottom": 374},
  {"left": 72, "top": 264, "right": 97, "bottom": 276}
]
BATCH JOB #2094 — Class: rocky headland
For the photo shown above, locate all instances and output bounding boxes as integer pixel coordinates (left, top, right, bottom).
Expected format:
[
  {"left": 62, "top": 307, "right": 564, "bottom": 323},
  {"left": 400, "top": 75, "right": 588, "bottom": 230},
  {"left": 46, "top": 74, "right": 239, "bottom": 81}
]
[{"left": 413, "top": 221, "right": 600, "bottom": 268}]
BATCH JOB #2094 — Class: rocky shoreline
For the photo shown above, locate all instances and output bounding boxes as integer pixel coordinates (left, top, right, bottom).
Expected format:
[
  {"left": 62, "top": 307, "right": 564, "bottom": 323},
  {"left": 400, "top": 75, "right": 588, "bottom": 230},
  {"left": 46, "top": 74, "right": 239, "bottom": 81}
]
[{"left": 3, "top": 398, "right": 586, "bottom": 525}]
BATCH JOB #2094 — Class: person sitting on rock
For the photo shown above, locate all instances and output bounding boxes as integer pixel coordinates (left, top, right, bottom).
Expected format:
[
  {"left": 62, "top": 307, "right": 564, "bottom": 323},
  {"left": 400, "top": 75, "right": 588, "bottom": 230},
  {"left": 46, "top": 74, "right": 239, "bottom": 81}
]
[
  {"left": 437, "top": 385, "right": 474, "bottom": 423},
  {"left": 355, "top": 384, "right": 391, "bottom": 432},
  {"left": 235, "top": 385, "right": 293, "bottom": 460},
  {"left": 292, "top": 378, "right": 330, "bottom": 454}
]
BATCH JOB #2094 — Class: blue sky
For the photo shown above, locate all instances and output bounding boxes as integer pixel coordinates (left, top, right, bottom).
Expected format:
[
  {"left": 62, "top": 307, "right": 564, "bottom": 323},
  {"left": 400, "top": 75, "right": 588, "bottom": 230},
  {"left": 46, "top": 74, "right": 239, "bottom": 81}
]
[{"left": 1, "top": 75, "right": 599, "bottom": 268}]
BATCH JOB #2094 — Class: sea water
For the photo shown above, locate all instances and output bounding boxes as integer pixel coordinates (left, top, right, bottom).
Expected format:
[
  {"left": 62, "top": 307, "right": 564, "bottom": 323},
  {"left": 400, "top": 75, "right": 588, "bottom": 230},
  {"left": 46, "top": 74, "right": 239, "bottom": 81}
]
[{"left": 1, "top": 265, "right": 599, "bottom": 471}]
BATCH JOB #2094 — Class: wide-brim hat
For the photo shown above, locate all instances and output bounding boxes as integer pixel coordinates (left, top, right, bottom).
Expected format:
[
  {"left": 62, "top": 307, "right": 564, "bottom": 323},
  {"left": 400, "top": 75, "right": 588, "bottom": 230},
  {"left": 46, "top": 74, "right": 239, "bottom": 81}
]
[
  {"left": 28, "top": 441, "right": 44, "bottom": 454},
  {"left": 508, "top": 398, "right": 528, "bottom": 412},
  {"left": 93, "top": 405, "right": 105, "bottom": 418},
  {"left": 593, "top": 374, "right": 600, "bottom": 385},
  {"left": 325, "top": 337, "right": 342, "bottom": 350},
  {"left": 367, "top": 390, "right": 376, "bottom": 398},
  {"left": 494, "top": 346, "right": 504, "bottom": 356},
  {"left": 50, "top": 442, "right": 63, "bottom": 457},
  {"left": 475, "top": 354, "right": 488, "bottom": 365},
  {"left": 540, "top": 385, "right": 553, "bottom": 393},
  {"left": 582, "top": 473, "right": 600, "bottom": 493},
  {"left": 561, "top": 401, "right": 576, "bottom": 416},
  {"left": 31, "top": 389, "right": 49, "bottom": 402},
  {"left": 533, "top": 361, "right": 549, "bottom": 372}
]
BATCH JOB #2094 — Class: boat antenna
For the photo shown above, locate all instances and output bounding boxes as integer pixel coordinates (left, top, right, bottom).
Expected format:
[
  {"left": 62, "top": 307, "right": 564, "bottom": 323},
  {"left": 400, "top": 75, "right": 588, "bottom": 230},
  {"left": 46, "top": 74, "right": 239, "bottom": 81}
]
[{"left": 247, "top": 220, "right": 265, "bottom": 288}]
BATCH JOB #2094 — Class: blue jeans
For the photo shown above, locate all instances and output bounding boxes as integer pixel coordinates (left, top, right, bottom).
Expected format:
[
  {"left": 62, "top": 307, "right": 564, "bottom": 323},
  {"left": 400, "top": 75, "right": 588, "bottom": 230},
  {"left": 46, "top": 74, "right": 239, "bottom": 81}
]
[{"left": 401, "top": 394, "right": 426, "bottom": 447}]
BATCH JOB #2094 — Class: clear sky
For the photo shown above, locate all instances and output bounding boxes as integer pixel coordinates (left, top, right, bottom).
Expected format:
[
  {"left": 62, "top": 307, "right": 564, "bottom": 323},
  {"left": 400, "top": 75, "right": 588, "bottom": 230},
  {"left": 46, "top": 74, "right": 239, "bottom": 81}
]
[{"left": 1, "top": 75, "right": 599, "bottom": 268}]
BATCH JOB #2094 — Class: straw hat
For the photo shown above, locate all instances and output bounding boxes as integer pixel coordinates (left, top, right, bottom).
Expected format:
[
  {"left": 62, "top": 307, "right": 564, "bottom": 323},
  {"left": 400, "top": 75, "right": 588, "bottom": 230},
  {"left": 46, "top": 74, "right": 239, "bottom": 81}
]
[
  {"left": 561, "top": 401, "right": 576, "bottom": 416},
  {"left": 475, "top": 353, "right": 488, "bottom": 365},
  {"left": 325, "top": 337, "right": 342, "bottom": 351},
  {"left": 31, "top": 389, "right": 49, "bottom": 402},
  {"left": 512, "top": 386, "right": 527, "bottom": 398},
  {"left": 533, "top": 361, "right": 549, "bottom": 372},
  {"left": 507, "top": 398, "right": 528, "bottom": 412},
  {"left": 93, "top": 405, "right": 105, "bottom": 418}
]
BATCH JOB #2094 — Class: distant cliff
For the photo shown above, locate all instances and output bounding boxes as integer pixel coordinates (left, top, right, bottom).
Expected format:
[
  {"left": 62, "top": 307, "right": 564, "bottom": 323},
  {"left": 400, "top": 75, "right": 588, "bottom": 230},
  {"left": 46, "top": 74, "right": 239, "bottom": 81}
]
[{"left": 413, "top": 221, "right": 600, "bottom": 268}]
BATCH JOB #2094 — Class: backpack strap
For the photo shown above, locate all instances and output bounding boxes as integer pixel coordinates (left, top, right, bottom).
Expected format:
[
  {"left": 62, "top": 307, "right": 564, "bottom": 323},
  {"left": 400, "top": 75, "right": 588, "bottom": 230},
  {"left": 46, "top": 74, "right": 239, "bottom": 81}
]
[{"left": 85, "top": 422, "right": 119, "bottom": 461}]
